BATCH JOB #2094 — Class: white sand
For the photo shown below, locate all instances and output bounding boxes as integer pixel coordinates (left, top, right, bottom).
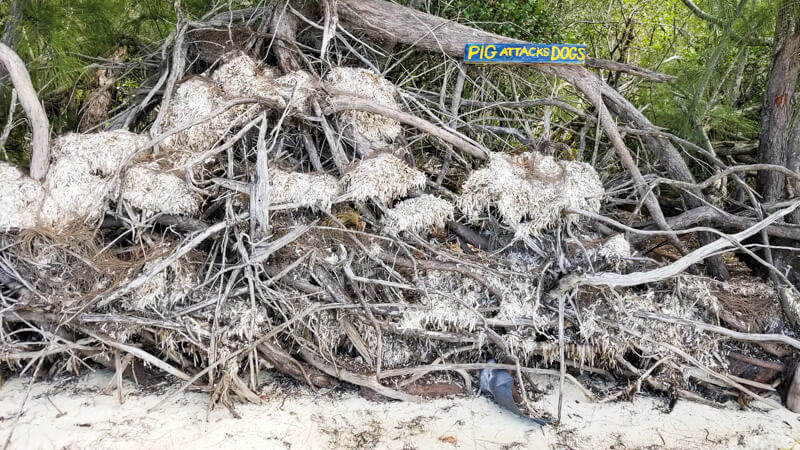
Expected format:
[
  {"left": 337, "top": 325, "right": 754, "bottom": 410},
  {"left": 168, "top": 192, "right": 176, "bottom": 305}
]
[{"left": 1, "top": 370, "right": 798, "bottom": 449}]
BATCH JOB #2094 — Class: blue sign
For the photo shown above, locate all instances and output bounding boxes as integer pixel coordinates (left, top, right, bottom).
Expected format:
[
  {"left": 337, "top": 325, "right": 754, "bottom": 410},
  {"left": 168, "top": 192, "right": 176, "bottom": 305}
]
[{"left": 464, "top": 43, "right": 586, "bottom": 64}]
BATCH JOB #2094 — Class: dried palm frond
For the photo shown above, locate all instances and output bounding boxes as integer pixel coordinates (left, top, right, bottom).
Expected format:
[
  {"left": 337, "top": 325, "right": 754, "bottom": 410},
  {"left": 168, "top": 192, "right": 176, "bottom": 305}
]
[
  {"left": 459, "top": 151, "right": 604, "bottom": 235},
  {"left": 342, "top": 153, "right": 426, "bottom": 203},
  {"left": 383, "top": 194, "right": 453, "bottom": 234}
]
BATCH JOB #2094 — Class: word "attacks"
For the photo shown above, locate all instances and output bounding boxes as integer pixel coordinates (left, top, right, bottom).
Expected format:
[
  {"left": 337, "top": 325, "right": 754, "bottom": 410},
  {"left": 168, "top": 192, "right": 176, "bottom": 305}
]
[{"left": 464, "top": 43, "right": 586, "bottom": 65}]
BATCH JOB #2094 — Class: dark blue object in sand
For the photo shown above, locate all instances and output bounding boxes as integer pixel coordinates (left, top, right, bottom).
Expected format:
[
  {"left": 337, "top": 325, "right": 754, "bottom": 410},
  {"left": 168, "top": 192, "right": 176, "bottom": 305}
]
[{"left": 479, "top": 360, "right": 552, "bottom": 426}]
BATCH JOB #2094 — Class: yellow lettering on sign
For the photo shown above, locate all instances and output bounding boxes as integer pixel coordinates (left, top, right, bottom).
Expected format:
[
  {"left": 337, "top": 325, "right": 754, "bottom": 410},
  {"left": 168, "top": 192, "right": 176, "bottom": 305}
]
[
  {"left": 467, "top": 45, "right": 480, "bottom": 59},
  {"left": 577, "top": 47, "right": 586, "bottom": 60},
  {"left": 499, "top": 47, "right": 511, "bottom": 57},
  {"left": 485, "top": 44, "right": 497, "bottom": 59},
  {"left": 551, "top": 46, "right": 576, "bottom": 61}
]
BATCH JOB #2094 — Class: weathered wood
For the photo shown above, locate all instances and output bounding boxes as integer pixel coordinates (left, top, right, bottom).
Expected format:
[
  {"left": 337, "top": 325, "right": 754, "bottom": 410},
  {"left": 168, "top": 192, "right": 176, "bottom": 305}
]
[
  {"left": 377, "top": 362, "right": 595, "bottom": 400},
  {"left": 634, "top": 311, "right": 800, "bottom": 354},
  {"left": 338, "top": 0, "right": 674, "bottom": 82},
  {"left": 257, "top": 343, "right": 336, "bottom": 388},
  {"left": 585, "top": 57, "right": 676, "bottom": 82},
  {"left": 326, "top": 94, "right": 489, "bottom": 160},
  {"left": 403, "top": 382, "right": 463, "bottom": 397},
  {"left": 633, "top": 205, "right": 800, "bottom": 242},
  {"left": 311, "top": 99, "right": 350, "bottom": 171},
  {"left": 592, "top": 74, "right": 730, "bottom": 279},
  {"left": 0, "top": 42, "right": 49, "bottom": 181},
  {"left": 785, "top": 360, "right": 800, "bottom": 412},
  {"left": 715, "top": 141, "right": 758, "bottom": 156},
  {"left": 319, "top": 0, "right": 338, "bottom": 61},
  {"left": 557, "top": 204, "right": 798, "bottom": 291},
  {"left": 727, "top": 352, "right": 783, "bottom": 386},
  {"left": 300, "top": 348, "right": 423, "bottom": 402},
  {"left": 269, "top": 4, "right": 303, "bottom": 73},
  {"left": 79, "top": 327, "right": 193, "bottom": 382},
  {"left": 250, "top": 115, "right": 270, "bottom": 237}
]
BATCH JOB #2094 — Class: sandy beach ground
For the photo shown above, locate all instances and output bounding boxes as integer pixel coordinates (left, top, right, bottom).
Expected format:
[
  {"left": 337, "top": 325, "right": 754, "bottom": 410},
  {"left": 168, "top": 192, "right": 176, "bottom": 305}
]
[{"left": 0, "top": 370, "right": 798, "bottom": 449}]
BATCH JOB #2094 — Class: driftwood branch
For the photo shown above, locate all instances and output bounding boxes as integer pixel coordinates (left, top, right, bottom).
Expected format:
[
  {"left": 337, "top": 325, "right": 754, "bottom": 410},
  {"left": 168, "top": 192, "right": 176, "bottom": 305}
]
[
  {"left": 585, "top": 57, "right": 677, "bottom": 82},
  {"left": 558, "top": 203, "right": 799, "bottom": 291},
  {"left": 635, "top": 311, "right": 800, "bottom": 351},
  {"left": 326, "top": 94, "right": 489, "bottom": 159},
  {"left": 300, "top": 348, "right": 423, "bottom": 402},
  {"left": 0, "top": 42, "right": 49, "bottom": 181}
]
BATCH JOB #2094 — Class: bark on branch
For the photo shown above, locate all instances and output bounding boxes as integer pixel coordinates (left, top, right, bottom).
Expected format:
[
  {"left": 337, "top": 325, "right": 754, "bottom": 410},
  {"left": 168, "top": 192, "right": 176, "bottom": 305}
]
[
  {"left": 556, "top": 203, "right": 799, "bottom": 292},
  {"left": 757, "top": 0, "right": 800, "bottom": 203},
  {"left": 337, "top": 0, "right": 675, "bottom": 83},
  {"left": 326, "top": 94, "right": 489, "bottom": 159},
  {"left": 0, "top": 42, "right": 49, "bottom": 181},
  {"left": 585, "top": 57, "right": 676, "bottom": 82}
]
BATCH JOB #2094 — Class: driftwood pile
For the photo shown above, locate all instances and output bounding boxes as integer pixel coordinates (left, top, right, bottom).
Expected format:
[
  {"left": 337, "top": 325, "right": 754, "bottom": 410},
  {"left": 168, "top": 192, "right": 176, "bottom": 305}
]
[{"left": 1, "top": 0, "right": 800, "bottom": 423}]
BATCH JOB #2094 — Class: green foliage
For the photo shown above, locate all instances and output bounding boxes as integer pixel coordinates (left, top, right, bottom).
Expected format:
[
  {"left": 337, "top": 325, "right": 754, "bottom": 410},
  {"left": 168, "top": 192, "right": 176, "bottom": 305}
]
[
  {"left": 560, "top": 0, "right": 775, "bottom": 163},
  {"left": 0, "top": 0, "right": 237, "bottom": 137},
  {"left": 9, "top": 1, "right": 155, "bottom": 93},
  {"left": 653, "top": 0, "right": 774, "bottom": 147},
  {"left": 429, "top": 0, "right": 567, "bottom": 42},
  {"left": 0, "top": 0, "right": 232, "bottom": 161}
]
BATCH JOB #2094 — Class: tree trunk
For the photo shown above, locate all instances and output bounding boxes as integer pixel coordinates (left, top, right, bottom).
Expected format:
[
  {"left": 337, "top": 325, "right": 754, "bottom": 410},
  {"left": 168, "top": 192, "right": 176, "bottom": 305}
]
[
  {"left": 0, "top": 42, "right": 49, "bottom": 181},
  {"left": 753, "top": 0, "right": 800, "bottom": 326},
  {"left": 790, "top": 107, "right": 800, "bottom": 226},
  {"left": 757, "top": 0, "right": 800, "bottom": 204}
]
